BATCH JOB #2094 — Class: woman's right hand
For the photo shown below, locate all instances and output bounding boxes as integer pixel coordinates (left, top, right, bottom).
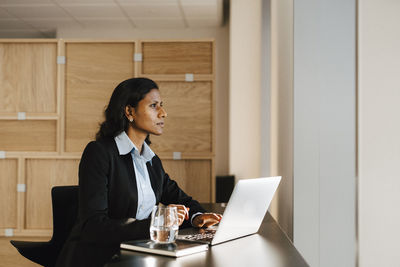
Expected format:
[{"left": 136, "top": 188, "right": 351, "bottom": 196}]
[{"left": 168, "top": 204, "right": 189, "bottom": 226}]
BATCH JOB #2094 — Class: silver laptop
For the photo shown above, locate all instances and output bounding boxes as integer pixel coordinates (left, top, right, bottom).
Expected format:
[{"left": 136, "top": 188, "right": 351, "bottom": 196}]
[{"left": 177, "top": 176, "right": 281, "bottom": 246}]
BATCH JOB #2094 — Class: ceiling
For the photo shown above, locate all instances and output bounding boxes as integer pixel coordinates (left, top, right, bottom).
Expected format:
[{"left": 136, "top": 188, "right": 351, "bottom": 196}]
[{"left": 0, "top": 0, "right": 226, "bottom": 38}]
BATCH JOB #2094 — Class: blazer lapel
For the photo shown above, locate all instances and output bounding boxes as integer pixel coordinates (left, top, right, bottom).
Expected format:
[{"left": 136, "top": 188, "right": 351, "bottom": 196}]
[
  {"left": 147, "top": 161, "right": 161, "bottom": 203},
  {"left": 121, "top": 153, "right": 139, "bottom": 215}
]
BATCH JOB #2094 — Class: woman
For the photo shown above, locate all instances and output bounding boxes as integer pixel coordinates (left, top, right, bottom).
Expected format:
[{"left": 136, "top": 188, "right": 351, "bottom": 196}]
[{"left": 56, "top": 78, "right": 221, "bottom": 267}]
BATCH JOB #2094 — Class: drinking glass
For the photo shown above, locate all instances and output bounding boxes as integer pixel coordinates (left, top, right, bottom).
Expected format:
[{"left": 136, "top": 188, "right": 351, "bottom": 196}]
[{"left": 150, "top": 205, "right": 179, "bottom": 243}]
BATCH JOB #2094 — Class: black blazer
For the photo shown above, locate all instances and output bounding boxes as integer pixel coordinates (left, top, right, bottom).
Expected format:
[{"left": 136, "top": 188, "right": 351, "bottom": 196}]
[{"left": 56, "top": 137, "right": 205, "bottom": 267}]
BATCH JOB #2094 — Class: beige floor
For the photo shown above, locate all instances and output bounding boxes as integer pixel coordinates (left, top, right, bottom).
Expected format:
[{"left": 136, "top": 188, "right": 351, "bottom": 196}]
[{"left": 0, "top": 237, "right": 49, "bottom": 267}]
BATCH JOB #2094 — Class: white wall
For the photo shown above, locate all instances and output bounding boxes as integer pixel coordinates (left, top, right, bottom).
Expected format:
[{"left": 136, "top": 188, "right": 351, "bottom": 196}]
[
  {"left": 358, "top": 1, "right": 400, "bottom": 266},
  {"left": 293, "top": 0, "right": 356, "bottom": 266},
  {"left": 268, "top": 0, "right": 294, "bottom": 239},
  {"left": 229, "top": 0, "right": 262, "bottom": 179},
  {"left": 57, "top": 26, "right": 230, "bottom": 176},
  {"left": 260, "top": 0, "right": 271, "bottom": 181},
  {"left": 229, "top": 0, "right": 294, "bottom": 241}
]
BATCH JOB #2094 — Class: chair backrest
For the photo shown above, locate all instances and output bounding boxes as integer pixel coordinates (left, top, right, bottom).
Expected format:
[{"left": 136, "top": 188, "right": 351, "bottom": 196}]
[{"left": 50, "top": 186, "right": 79, "bottom": 251}]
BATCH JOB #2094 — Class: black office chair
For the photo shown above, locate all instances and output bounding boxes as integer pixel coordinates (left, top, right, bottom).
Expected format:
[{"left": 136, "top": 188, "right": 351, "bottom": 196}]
[{"left": 10, "top": 185, "right": 79, "bottom": 267}]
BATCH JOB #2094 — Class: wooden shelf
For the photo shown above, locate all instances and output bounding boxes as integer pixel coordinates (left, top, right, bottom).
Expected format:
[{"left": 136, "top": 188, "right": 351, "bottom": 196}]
[
  {"left": 0, "top": 113, "right": 58, "bottom": 120},
  {"left": 142, "top": 74, "right": 215, "bottom": 81},
  {"left": 0, "top": 120, "right": 57, "bottom": 152}
]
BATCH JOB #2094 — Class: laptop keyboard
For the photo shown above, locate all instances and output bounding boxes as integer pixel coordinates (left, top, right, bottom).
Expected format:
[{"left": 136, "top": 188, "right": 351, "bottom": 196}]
[{"left": 179, "top": 229, "right": 216, "bottom": 242}]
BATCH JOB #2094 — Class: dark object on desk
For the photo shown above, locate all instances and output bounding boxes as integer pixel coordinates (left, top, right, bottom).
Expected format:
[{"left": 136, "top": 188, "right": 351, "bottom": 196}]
[
  {"left": 10, "top": 185, "right": 79, "bottom": 267},
  {"left": 216, "top": 175, "right": 235, "bottom": 203},
  {"left": 121, "top": 239, "right": 208, "bottom": 257}
]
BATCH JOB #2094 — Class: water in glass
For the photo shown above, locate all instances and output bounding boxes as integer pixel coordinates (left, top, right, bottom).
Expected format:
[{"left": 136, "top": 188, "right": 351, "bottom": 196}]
[{"left": 150, "top": 205, "right": 179, "bottom": 243}]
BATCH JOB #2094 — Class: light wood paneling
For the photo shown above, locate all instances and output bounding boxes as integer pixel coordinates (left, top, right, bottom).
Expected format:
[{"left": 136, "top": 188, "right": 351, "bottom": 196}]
[
  {"left": 25, "top": 159, "right": 79, "bottom": 229},
  {"left": 65, "top": 42, "right": 135, "bottom": 152},
  {"left": 161, "top": 159, "right": 211, "bottom": 202},
  {"left": 0, "top": 39, "right": 215, "bottom": 236},
  {"left": 0, "top": 43, "right": 57, "bottom": 113},
  {"left": 0, "top": 159, "right": 18, "bottom": 228},
  {"left": 0, "top": 237, "right": 48, "bottom": 267},
  {"left": 151, "top": 81, "right": 212, "bottom": 153},
  {"left": 142, "top": 42, "right": 213, "bottom": 74},
  {"left": 0, "top": 120, "right": 56, "bottom": 151}
]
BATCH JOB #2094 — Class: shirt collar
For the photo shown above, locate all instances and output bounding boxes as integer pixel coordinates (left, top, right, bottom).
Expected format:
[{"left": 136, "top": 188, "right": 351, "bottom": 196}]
[{"left": 114, "top": 131, "right": 155, "bottom": 162}]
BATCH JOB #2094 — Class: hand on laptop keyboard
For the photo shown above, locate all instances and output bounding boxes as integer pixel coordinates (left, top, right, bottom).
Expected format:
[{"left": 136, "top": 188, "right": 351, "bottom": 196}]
[{"left": 192, "top": 213, "right": 222, "bottom": 228}]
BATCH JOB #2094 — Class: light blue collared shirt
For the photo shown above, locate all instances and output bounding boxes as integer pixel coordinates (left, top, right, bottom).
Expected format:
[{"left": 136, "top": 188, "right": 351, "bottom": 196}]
[{"left": 114, "top": 131, "right": 156, "bottom": 220}]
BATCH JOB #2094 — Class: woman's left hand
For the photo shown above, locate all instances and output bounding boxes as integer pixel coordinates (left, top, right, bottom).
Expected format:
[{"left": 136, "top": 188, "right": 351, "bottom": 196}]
[{"left": 192, "top": 213, "right": 223, "bottom": 228}]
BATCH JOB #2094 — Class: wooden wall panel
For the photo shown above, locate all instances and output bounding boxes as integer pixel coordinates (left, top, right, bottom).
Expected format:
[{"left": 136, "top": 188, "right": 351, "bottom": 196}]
[
  {"left": 151, "top": 81, "right": 212, "bottom": 153},
  {"left": 0, "top": 43, "right": 57, "bottom": 113},
  {"left": 142, "top": 42, "right": 213, "bottom": 74},
  {"left": 0, "top": 120, "right": 56, "bottom": 151},
  {"left": 0, "top": 159, "right": 18, "bottom": 228},
  {"left": 0, "top": 39, "right": 215, "bottom": 235},
  {"left": 65, "top": 43, "right": 135, "bottom": 152},
  {"left": 25, "top": 159, "right": 79, "bottom": 229},
  {"left": 161, "top": 159, "right": 211, "bottom": 203}
]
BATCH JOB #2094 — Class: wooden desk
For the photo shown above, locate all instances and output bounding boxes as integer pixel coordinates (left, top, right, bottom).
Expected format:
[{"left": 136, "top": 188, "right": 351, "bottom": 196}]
[{"left": 106, "top": 204, "right": 308, "bottom": 267}]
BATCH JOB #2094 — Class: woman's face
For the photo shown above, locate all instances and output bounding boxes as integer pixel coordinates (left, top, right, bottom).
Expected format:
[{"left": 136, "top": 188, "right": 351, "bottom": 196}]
[{"left": 127, "top": 89, "right": 167, "bottom": 136}]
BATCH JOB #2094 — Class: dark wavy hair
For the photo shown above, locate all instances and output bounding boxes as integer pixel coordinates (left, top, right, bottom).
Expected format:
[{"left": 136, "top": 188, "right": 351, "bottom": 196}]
[{"left": 95, "top": 77, "right": 159, "bottom": 143}]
